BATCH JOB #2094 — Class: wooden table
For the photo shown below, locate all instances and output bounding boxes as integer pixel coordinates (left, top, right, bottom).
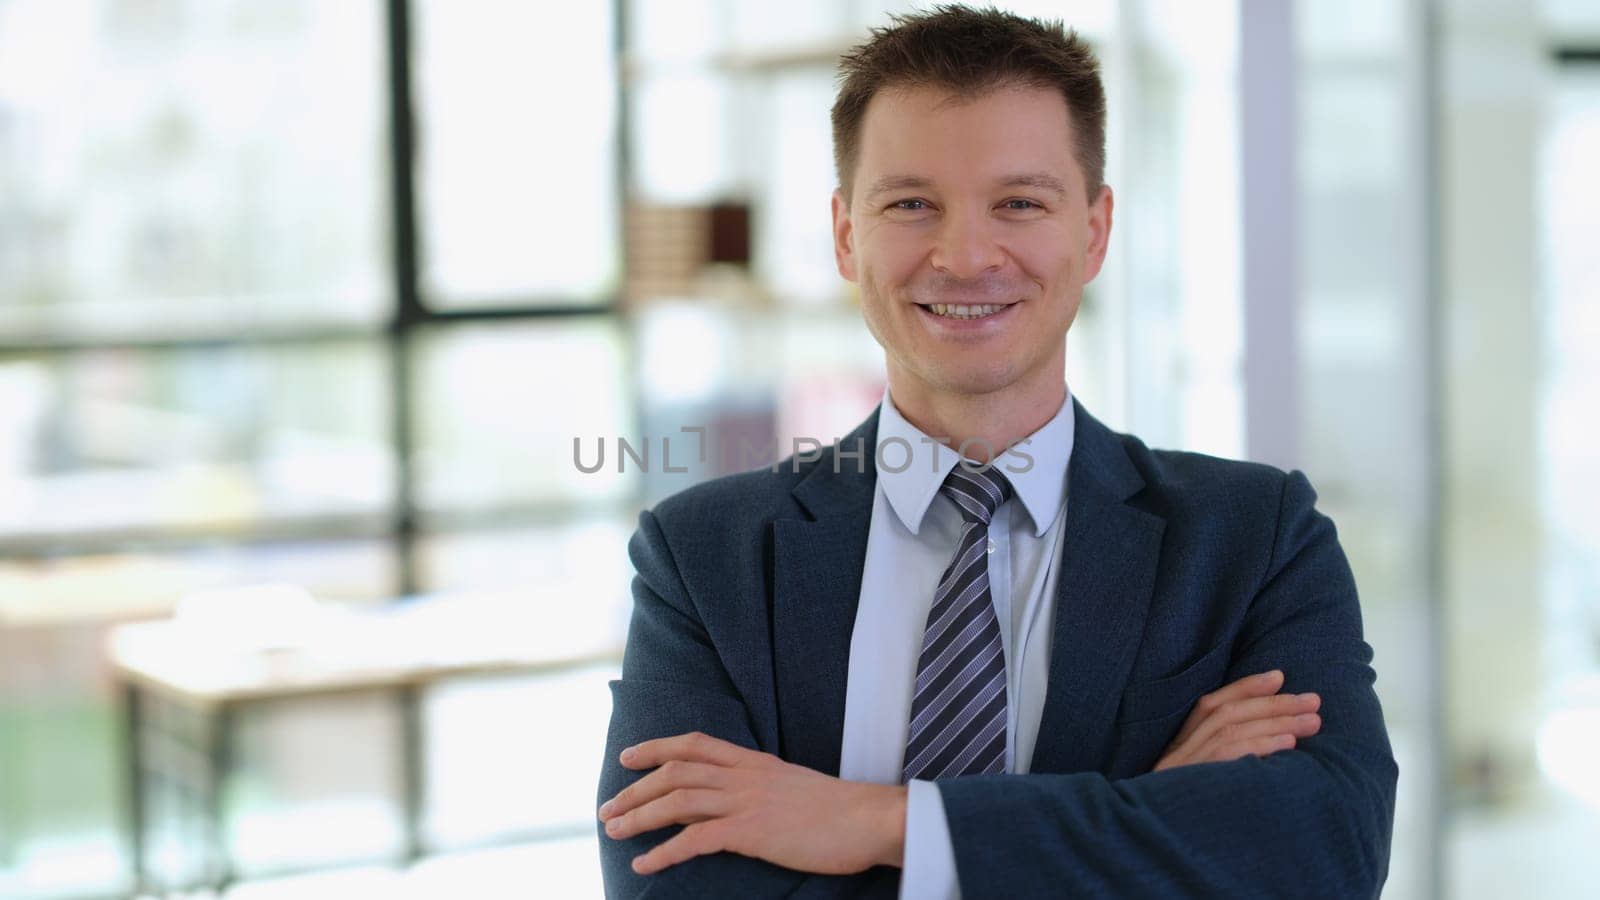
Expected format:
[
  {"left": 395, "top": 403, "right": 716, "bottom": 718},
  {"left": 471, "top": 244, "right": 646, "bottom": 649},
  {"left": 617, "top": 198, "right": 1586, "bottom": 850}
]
[{"left": 106, "top": 591, "right": 622, "bottom": 895}]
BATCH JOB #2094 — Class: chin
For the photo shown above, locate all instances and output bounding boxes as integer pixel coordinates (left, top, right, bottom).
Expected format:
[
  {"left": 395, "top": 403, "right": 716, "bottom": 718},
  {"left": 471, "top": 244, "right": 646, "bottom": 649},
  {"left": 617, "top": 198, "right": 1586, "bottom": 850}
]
[{"left": 923, "top": 362, "right": 1022, "bottom": 398}]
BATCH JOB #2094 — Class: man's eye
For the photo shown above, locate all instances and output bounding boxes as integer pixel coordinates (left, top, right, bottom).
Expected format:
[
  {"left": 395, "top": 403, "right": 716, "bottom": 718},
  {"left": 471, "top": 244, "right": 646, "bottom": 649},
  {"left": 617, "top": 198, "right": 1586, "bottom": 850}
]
[
  {"left": 1003, "top": 199, "right": 1041, "bottom": 210},
  {"left": 891, "top": 199, "right": 928, "bottom": 211}
]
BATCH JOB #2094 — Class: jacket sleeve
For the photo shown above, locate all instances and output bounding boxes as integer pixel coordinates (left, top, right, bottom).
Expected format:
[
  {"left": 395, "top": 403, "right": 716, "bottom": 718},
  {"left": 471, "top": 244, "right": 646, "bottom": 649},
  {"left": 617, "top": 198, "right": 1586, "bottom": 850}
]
[
  {"left": 934, "top": 470, "right": 1399, "bottom": 899},
  {"left": 596, "top": 509, "right": 897, "bottom": 899}
]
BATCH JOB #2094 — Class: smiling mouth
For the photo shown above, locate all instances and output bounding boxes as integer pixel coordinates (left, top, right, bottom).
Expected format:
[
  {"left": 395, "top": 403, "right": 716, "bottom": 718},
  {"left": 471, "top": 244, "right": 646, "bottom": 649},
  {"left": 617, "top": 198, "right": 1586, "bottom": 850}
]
[{"left": 916, "top": 302, "right": 1014, "bottom": 320}]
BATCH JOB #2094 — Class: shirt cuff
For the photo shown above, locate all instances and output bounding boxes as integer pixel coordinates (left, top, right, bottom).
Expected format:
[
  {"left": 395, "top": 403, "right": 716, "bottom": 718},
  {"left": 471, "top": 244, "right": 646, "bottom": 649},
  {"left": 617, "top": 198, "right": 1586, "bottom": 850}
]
[{"left": 899, "top": 778, "right": 961, "bottom": 900}]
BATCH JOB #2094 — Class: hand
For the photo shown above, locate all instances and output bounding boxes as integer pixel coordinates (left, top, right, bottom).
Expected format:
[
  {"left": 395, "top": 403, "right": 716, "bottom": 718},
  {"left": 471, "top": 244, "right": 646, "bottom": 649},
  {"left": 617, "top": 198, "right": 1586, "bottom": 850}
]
[
  {"left": 1152, "top": 669, "right": 1321, "bottom": 772},
  {"left": 597, "top": 731, "right": 908, "bottom": 876}
]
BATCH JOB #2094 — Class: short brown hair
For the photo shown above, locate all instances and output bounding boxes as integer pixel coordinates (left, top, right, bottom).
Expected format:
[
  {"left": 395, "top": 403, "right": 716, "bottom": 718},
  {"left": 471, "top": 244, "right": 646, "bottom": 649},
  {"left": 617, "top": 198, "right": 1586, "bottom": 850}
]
[{"left": 830, "top": 5, "right": 1106, "bottom": 202}]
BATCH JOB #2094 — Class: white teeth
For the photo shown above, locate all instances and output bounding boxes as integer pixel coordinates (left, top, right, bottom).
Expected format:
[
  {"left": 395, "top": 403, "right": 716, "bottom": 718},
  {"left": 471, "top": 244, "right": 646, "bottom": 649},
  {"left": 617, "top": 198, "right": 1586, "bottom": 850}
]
[{"left": 926, "top": 303, "right": 1005, "bottom": 319}]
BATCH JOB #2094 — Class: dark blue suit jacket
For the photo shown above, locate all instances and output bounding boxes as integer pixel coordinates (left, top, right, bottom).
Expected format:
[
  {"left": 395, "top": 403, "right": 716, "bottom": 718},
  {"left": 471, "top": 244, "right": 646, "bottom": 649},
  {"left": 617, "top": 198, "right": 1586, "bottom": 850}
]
[{"left": 597, "top": 400, "right": 1397, "bottom": 898}]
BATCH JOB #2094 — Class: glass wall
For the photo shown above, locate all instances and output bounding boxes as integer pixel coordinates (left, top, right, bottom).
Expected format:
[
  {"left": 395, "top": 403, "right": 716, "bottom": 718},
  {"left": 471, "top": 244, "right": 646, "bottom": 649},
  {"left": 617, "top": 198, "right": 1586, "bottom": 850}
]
[
  {"left": 1435, "top": 1, "right": 1600, "bottom": 898},
  {"left": 1296, "top": 2, "right": 1434, "bottom": 897},
  {"left": 0, "top": 0, "right": 630, "bottom": 895}
]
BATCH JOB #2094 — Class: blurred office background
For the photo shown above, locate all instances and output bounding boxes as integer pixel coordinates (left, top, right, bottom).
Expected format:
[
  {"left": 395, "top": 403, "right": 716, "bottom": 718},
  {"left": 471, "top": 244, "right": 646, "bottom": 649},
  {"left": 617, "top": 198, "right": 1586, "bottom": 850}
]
[{"left": 0, "top": 0, "right": 1595, "bottom": 897}]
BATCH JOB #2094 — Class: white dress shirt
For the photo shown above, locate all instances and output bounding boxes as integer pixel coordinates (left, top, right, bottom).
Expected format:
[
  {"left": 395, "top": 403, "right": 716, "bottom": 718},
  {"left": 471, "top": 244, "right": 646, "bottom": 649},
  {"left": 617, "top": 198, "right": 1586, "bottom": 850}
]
[{"left": 838, "top": 387, "right": 1076, "bottom": 899}]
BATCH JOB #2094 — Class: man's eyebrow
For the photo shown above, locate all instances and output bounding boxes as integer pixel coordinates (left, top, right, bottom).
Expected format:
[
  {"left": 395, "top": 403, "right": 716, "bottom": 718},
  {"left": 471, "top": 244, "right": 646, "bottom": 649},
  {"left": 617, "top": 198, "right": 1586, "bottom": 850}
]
[
  {"left": 998, "top": 173, "right": 1068, "bottom": 198},
  {"left": 864, "top": 175, "right": 933, "bottom": 202}
]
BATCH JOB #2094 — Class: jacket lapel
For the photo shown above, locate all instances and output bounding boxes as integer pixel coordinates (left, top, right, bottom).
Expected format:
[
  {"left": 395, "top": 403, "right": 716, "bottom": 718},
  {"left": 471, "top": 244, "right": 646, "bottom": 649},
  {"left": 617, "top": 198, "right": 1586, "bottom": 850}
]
[
  {"left": 1027, "top": 400, "right": 1166, "bottom": 774},
  {"left": 772, "top": 412, "right": 879, "bottom": 776}
]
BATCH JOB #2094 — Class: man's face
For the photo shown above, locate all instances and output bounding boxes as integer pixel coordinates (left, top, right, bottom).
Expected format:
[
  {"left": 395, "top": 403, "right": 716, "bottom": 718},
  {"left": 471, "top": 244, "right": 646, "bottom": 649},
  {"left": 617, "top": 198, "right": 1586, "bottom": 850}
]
[{"left": 831, "top": 84, "right": 1112, "bottom": 403}]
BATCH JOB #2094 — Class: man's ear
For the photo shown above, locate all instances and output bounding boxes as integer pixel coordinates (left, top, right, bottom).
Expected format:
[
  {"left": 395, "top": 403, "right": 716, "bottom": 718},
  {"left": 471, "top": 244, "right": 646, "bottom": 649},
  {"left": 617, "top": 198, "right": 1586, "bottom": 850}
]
[
  {"left": 1081, "top": 184, "right": 1114, "bottom": 285},
  {"left": 832, "top": 188, "right": 858, "bottom": 282}
]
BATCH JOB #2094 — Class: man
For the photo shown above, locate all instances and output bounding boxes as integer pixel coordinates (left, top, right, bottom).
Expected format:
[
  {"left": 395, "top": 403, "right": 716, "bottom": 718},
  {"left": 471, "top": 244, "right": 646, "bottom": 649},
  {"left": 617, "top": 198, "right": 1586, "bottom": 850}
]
[{"left": 596, "top": 7, "right": 1396, "bottom": 898}]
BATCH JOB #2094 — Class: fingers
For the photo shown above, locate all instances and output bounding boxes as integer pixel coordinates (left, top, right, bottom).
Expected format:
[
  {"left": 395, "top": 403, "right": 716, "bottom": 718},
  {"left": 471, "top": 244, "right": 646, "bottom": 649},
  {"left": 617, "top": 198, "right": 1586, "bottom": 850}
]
[
  {"left": 621, "top": 731, "right": 753, "bottom": 770},
  {"left": 605, "top": 787, "right": 730, "bottom": 841},
  {"left": 1155, "top": 670, "right": 1327, "bottom": 773},
  {"left": 631, "top": 820, "right": 730, "bottom": 875},
  {"left": 1209, "top": 733, "right": 1299, "bottom": 764},
  {"left": 600, "top": 759, "right": 725, "bottom": 822},
  {"left": 1199, "top": 712, "right": 1321, "bottom": 759},
  {"left": 1171, "top": 669, "right": 1284, "bottom": 747},
  {"left": 1156, "top": 702, "right": 1323, "bottom": 772},
  {"left": 1183, "top": 691, "right": 1321, "bottom": 753},
  {"left": 600, "top": 731, "right": 770, "bottom": 848}
]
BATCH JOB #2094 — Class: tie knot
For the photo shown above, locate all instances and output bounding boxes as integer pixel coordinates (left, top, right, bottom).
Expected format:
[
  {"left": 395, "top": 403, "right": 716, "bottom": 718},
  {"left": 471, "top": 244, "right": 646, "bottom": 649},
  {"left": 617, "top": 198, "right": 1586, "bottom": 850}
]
[{"left": 941, "top": 465, "right": 1013, "bottom": 525}]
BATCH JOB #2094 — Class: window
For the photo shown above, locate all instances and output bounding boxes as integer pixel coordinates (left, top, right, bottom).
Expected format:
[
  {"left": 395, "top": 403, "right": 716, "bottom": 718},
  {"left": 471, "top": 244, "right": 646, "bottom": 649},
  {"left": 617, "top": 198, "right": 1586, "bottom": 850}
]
[{"left": 0, "top": 1, "right": 626, "bottom": 895}]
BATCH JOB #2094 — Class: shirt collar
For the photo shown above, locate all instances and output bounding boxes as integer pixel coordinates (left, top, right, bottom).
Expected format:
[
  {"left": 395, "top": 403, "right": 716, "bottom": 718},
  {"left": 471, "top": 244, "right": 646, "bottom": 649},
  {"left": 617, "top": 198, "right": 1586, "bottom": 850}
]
[{"left": 875, "top": 385, "right": 1075, "bottom": 538}]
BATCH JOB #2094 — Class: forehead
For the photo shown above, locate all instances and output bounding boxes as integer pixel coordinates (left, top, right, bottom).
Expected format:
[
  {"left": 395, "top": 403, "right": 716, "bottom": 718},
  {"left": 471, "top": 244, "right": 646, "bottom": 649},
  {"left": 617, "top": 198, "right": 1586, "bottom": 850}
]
[{"left": 853, "top": 83, "right": 1081, "bottom": 193}]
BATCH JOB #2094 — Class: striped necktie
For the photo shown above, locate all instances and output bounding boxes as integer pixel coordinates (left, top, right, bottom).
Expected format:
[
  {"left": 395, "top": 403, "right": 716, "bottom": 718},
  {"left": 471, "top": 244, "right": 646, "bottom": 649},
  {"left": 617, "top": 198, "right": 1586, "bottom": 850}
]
[{"left": 902, "top": 464, "right": 1013, "bottom": 782}]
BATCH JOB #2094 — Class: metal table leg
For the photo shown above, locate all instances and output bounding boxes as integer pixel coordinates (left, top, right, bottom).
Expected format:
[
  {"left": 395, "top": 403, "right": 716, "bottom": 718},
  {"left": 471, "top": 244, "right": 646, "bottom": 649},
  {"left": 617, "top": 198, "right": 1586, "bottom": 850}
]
[
  {"left": 204, "top": 702, "right": 236, "bottom": 891},
  {"left": 122, "top": 682, "right": 147, "bottom": 897},
  {"left": 399, "top": 683, "right": 425, "bottom": 864}
]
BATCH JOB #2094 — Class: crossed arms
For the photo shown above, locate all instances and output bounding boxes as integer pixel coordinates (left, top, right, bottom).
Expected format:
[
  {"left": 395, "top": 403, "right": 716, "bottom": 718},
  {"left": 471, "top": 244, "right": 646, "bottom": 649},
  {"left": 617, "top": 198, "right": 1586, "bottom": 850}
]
[{"left": 595, "top": 472, "right": 1398, "bottom": 898}]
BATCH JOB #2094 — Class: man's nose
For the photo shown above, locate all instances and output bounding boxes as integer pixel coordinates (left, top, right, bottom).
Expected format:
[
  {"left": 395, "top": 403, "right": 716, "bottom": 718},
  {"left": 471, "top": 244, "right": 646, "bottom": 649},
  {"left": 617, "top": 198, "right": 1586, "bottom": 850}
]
[{"left": 930, "top": 211, "right": 1005, "bottom": 278}]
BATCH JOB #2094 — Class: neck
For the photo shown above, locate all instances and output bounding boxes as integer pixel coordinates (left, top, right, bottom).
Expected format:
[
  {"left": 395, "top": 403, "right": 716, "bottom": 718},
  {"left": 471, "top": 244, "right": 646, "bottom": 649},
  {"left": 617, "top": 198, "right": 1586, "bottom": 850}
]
[{"left": 886, "top": 362, "right": 1067, "bottom": 464}]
